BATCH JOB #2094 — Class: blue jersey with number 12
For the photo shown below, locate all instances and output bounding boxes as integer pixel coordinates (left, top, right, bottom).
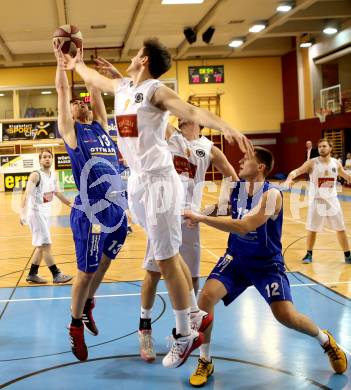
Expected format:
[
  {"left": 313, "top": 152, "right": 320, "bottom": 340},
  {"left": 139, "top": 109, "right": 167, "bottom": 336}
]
[{"left": 227, "top": 180, "right": 283, "bottom": 266}]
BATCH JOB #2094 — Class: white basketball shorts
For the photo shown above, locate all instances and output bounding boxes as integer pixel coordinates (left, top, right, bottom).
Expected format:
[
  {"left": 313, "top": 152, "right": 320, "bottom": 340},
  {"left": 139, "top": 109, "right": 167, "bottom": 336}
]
[
  {"left": 144, "top": 219, "right": 201, "bottom": 277},
  {"left": 306, "top": 197, "right": 345, "bottom": 232},
  {"left": 128, "top": 170, "right": 183, "bottom": 261},
  {"left": 27, "top": 212, "right": 52, "bottom": 246}
]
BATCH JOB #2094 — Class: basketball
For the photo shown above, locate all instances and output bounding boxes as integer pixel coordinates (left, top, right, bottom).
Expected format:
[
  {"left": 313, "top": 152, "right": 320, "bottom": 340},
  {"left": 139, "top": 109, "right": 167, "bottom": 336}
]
[{"left": 52, "top": 25, "right": 83, "bottom": 55}]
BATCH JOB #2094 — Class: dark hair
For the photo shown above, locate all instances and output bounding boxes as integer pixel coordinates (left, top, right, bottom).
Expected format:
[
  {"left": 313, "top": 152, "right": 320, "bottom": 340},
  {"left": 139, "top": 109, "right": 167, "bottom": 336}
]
[
  {"left": 39, "top": 149, "right": 53, "bottom": 160},
  {"left": 142, "top": 38, "right": 172, "bottom": 78},
  {"left": 70, "top": 99, "right": 81, "bottom": 104},
  {"left": 318, "top": 138, "right": 333, "bottom": 148},
  {"left": 254, "top": 146, "right": 274, "bottom": 176}
]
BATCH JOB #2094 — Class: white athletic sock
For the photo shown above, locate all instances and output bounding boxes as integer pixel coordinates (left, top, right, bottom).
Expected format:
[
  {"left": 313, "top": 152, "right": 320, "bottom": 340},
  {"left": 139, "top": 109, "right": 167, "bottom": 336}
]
[
  {"left": 140, "top": 307, "right": 152, "bottom": 319},
  {"left": 190, "top": 289, "right": 199, "bottom": 313},
  {"left": 315, "top": 328, "right": 329, "bottom": 346},
  {"left": 174, "top": 308, "right": 191, "bottom": 336},
  {"left": 200, "top": 343, "right": 211, "bottom": 362}
]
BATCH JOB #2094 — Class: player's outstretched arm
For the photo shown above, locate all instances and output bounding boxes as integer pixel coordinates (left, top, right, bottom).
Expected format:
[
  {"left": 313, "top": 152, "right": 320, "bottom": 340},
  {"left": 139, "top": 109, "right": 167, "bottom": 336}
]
[
  {"left": 184, "top": 189, "right": 281, "bottom": 234},
  {"left": 54, "top": 42, "right": 77, "bottom": 149},
  {"left": 87, "top": 85, "right": 108, "bottom": 130},
  {"left": 285, "top": 160, "right": 313, "bottom": 187},
  {"left": 94, "top": 57, "right": 124, "bottom": 81},
  {"left": 337, "top": 162, "right": 351, "bottom": 184},
  {"left": 210, "top": 147, "right": 239, "bottom": 215},
  {"left": 19, "top": 172, "right": 39, "bottom": 225},
  {"left": 152, "top": 86, "right": 253, "bottom": 156},
  {"left": 211, "top": 145, "right": 239, "bottom": 182},
  {"left": 61, "top": 49, "right": 119, "bottom": 94},
  {"left": 166, "top": 122, "right": 177, "bottom": 140},
  {"left": 55, "top": 192, "right": 72, "bottom": 207}
]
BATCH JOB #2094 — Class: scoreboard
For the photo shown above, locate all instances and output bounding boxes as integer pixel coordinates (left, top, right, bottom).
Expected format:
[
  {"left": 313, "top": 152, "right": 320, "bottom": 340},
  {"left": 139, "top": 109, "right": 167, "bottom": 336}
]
[
  {"left": 188, "top": 65, "right": 224, "bottom": 84},
  {"left": 79, "top": 92, "right": 91, "bottom": 103}
]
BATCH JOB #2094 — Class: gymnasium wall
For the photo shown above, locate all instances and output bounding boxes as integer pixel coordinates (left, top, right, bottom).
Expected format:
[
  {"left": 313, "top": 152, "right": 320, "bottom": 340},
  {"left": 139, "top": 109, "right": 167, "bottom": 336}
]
[
  {"left": 0, "top": 57, "right": 284, "bottom": 134},
  {"left": 176, "top": 58, "right": 284, "bottom": 133}
]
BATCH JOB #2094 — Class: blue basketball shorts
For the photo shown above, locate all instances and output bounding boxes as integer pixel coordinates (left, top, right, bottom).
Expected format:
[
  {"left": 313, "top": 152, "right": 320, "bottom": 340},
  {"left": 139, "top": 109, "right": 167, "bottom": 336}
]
[
  {"left": 70, "top": 202, "right": 127, "bottom": 273},
  {"left": 207, "top": 252, "right": 292, "bottom": 306}
]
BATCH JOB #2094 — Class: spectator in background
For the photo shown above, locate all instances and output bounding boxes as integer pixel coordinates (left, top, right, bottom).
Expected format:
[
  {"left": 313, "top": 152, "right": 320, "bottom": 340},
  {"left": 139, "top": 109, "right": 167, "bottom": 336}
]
[
  {"left": 24, "top": 103, "right": 36, "bottom": 118},
  {"left": 46, "top": 108, "right": 55, "bottom": 117},
  {"left": 333, "top": 154, "right": 343, "bottom": 165},
  {"left": 306, "top": 140, "right": 318, "bottom": 161},
  {"left": 345, "top": 153, "right": 351, "bottom": 172}
]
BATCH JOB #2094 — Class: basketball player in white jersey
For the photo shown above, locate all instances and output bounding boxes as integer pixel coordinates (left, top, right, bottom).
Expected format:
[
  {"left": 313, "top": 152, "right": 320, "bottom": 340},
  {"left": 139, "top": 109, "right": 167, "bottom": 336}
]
[
  {"left": 59, "top": 38, "right": 253, "bottom": 368},
  {"left": 20, "top": 149, "right": 73, "bottom": 284},
  {"left": 286, "top": 138, "right": 351, "bottom": 264},
  {"left": 137, "top": 118, "right": 239, "bottom": 362}
]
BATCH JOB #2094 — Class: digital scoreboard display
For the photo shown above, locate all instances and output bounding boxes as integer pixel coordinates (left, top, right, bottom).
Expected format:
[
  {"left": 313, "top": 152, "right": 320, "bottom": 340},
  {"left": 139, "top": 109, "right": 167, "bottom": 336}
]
[
  {"left": 188, "top": 65, "right": 224, "bottom": 84},
  {"left": 79, "top": 92, "right": 91, "bottom": 103}
]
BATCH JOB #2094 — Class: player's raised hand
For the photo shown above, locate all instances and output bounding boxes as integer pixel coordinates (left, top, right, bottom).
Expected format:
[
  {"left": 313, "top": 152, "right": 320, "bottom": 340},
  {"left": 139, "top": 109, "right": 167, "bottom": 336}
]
[
  {"left": 222, "top": 128, "right": 254, "bottom": 158},
  {"left": 282, "top": 176, "right": 294, "bottom": 189},
  {"left": 237, "top": 133, "right": 254, "bottom": 158},
  {"left": 53, "top": 40, "right": 65, "bottom": 66},
  {"left": 64, "top": 48, "right": 83, "bottom": 69},
  {"left": 94, "top": 57, "right": 123, "bottom": 79},
  {"left": 283, "top": 170, "right": 297, "bottom": 189}
]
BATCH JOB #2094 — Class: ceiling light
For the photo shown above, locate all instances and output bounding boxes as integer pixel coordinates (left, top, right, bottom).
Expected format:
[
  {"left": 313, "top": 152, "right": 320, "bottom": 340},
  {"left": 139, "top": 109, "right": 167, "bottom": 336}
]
[
  {"left": 277, "top": 2, "right": 293, "bottom": 12},
  {"left": 229, "top": 39, "right": 244, "bottom": 48},
  {"left": 0, "top": 93, "right": 5, "bottom": 97},
  {"left": 323, "top": 26, "right": 338, "bottom": 35},
  {"left": 249, "top": 22, "right": 267, "bottom": 33},
  {"left": 41, "top": 91, "right": 52, "bottom": 95},
  {"left": 300, "top": 42, "right": 312, "bottom": 48},
  {"left": 103, "top": 92, "right": 108, "bottom": 96},
  {"left": 299, "top": 34, "right": 314, "bottom": 48},
  {"left": 161, "top": 0, "right": 204, "bottom": 4}
]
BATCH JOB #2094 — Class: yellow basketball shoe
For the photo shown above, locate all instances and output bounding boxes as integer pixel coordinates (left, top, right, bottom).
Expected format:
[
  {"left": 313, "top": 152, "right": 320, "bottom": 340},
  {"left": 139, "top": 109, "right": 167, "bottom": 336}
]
[
  {"left": 322, "top": 330, "right": 347, "bottom": 374},
  {"left": 189, "top": 358, "right": 214, "bottom": 387}
]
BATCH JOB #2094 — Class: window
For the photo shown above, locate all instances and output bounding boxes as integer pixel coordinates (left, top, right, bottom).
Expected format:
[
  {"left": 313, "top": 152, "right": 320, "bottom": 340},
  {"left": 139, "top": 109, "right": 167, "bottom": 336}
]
[
  {"left": 0, "top": 91, "right": 14, "bottom": 119},
  {"left": 18, "top": 87, "right": 57, "bottom": 118}
]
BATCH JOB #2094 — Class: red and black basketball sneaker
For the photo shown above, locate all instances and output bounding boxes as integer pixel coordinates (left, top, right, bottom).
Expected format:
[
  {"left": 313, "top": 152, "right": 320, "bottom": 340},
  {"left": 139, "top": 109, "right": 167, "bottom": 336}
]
[
  {"left": 69, "top": 324, "right": 88, "bottom": 361},
  {"left": 82, "top": 298, "right": 99, "bottom": 336},
  {"left": 190, "top": 310, "right": 213, "bottom": 333}
]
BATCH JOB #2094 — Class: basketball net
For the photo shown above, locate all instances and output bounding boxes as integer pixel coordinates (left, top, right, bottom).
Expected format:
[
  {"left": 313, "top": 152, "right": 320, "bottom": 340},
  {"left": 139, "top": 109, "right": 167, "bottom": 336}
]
[{"left": 316, "top": 108, "right": 330, "bottom": 123}]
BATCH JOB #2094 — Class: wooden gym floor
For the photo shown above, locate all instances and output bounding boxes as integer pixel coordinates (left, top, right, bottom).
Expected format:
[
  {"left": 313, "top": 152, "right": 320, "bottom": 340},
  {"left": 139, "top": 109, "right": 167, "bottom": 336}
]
[{"left": 0, "top": 180, "right": 350, "bottom": 298}]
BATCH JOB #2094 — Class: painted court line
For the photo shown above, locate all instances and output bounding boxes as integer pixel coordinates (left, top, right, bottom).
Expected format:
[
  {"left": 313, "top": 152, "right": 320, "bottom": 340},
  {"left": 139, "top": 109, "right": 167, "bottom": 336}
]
[
  {"left": 1, "top": 281, "right": 350, "bottom": 303},
  {"left": 201, "top": 245, "right": 219, "bottom": 259}
]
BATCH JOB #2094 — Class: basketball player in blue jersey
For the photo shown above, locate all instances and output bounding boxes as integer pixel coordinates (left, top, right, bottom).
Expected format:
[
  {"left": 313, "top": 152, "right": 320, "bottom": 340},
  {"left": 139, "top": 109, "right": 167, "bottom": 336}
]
[
  {"left": 54, "top": 44, "right": 127, "bottom": 361},
  {"left": 184, "top": 147, "right": 347, "bottom": 387}
]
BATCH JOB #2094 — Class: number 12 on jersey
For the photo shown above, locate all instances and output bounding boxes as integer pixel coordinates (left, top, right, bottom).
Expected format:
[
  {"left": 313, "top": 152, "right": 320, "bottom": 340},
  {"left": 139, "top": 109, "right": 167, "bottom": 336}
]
[{"left": 265, "top": 282, "right": 280, "bottom": 298}]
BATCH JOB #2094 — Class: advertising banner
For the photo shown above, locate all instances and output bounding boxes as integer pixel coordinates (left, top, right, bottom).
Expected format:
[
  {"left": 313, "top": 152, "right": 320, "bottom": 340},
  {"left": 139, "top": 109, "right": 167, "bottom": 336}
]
[
  {"left": 54, "top": 153, "right": 71, "bottom": 170},
  {"left": 58, "top": 169, "right": 76, "bottom": 190},
  {"left": 107, "top": 117, "right": 117, "bottom": 141},
  {"left": 0, "top": 154, "right": 40, "bottom": 173},
  {"left": 1, "top": 120, "right": 57, "bottom": 141},
  {"left": 4, "top": 172, "right": 31, "bottom": 192}
]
